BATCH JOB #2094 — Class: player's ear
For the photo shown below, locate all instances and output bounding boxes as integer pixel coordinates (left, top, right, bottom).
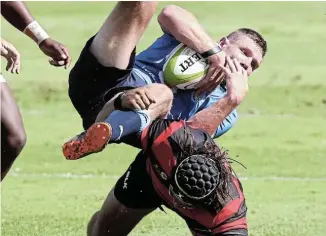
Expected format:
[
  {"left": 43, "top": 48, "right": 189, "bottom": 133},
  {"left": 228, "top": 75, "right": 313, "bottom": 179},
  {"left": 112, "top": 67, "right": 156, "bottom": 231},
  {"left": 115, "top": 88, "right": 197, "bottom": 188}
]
[{"left": 219, "top": 37, "right": 230, "bottom": 47}]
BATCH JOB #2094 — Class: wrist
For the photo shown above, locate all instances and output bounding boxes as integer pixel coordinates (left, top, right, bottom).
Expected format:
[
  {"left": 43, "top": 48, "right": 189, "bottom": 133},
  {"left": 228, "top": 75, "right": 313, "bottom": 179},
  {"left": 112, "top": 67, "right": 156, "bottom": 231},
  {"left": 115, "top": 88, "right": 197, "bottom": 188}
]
[
  {"left": 200, "top": 44, "right": 222, "bottom": 59},
  {"left": 23, "top": 21, "right": 50, "bottom": 45},
  {"left": 225, "top": 94, "right": 242, "bottom": 107}
]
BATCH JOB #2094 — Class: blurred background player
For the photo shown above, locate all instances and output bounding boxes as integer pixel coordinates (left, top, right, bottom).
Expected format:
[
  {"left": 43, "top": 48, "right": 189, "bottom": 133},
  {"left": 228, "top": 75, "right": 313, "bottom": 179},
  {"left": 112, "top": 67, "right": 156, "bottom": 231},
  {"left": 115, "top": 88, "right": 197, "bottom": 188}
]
[
  {"left": 63, "top": 2, "right": 266, "bottom": 160},
  {"left": 87, "top": 56, "right": 249, "bottom": 236},
  {"left": 1, "top": 1, "right": 71, "bottom": 181}
]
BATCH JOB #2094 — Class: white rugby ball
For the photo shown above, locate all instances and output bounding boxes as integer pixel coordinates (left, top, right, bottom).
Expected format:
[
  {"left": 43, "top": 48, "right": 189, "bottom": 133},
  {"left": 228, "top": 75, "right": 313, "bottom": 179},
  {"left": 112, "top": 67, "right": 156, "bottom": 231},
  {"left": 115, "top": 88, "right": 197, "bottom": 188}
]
[{"left": 163, "top": 44, "right": 209, "bottom": 90}]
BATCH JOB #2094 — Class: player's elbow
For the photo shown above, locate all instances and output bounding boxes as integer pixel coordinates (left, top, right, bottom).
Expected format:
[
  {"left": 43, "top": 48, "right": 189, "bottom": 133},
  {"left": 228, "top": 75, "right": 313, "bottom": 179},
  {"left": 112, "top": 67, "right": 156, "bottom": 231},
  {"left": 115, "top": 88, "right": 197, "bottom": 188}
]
[
  {"left": 158, "top": 5, "right": 175, "bottom": 21},
  {"left": 158, "top": 5, "right": 179, "bottom": 29}
]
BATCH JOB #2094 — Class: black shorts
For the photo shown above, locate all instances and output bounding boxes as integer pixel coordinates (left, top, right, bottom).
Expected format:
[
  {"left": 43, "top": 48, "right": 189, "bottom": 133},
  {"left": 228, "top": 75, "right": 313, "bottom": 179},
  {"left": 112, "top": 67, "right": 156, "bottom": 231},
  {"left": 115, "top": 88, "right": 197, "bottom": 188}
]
[
  {"left": 114, "top": 151, "right": 162, "bottom": 209},
  {"left": 68, "top": 36, "right": 147, "bottom": 130}
]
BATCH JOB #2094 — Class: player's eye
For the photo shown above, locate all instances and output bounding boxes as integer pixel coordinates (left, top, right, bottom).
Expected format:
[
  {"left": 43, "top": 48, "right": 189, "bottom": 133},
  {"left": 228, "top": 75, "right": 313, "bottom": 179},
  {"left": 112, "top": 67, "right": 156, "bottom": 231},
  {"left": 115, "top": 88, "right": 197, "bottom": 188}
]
[{"left": 240, "top": 48, "right": 248, "bottom": 57}]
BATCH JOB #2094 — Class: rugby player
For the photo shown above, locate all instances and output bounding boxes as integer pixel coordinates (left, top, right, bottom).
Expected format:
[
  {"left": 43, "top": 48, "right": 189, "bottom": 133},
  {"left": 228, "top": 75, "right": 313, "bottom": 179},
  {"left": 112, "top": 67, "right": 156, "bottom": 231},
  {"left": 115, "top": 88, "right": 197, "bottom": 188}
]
[
  {"left": 87, "top": 56, "right": 249, "bottom": 236},
  {"left": 63, "top": 2, "right": 267, "bottom": 160},
  {"left": 1, "top": 1, "right": 71, "bottom": 181}
]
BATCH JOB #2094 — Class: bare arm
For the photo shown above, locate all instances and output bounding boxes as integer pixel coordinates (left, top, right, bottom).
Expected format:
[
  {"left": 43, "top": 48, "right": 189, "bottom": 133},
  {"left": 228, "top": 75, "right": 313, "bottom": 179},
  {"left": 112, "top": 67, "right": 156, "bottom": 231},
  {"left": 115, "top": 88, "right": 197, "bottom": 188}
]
[
  {"left": 1, "top": 1, "right": 34, "bottom": 31},
  {"left": 158, "top": 5, "right": 218, "bottom": 54},
  {"left": 1, "top": 1, "right": 71, "bottom": 68},
  {"left": 187, "top": 95, "right": 236, "bottom": 136},
  {"left": 187, "top": 57, "right": 248, "bottom": 136},
  {"left": 158, "top": 5, "right": 226, "bottom": 94}
]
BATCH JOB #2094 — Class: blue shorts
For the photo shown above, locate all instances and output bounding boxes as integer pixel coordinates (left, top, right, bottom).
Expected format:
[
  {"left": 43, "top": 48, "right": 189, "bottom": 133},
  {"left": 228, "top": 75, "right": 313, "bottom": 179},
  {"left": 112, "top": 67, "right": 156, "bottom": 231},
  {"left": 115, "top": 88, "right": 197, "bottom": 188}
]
[{"left": 68, "top": 36, "right": 148, "bottom": 130}]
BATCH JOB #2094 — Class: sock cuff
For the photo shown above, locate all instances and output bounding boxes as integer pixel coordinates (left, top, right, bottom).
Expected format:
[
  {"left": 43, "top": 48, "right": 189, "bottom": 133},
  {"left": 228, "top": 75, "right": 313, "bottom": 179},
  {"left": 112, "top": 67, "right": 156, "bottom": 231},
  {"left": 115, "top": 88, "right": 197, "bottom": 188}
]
[{"left": 135, "top": 110, "right": 151, "bottom": 131}]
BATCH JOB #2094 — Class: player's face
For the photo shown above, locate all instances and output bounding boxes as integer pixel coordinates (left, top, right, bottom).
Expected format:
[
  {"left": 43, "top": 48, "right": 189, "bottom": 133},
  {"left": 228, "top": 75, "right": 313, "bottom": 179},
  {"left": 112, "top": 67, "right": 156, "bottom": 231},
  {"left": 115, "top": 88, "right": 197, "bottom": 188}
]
[{"left": 220, "top": 35, "right": 263, "bottom": 76}]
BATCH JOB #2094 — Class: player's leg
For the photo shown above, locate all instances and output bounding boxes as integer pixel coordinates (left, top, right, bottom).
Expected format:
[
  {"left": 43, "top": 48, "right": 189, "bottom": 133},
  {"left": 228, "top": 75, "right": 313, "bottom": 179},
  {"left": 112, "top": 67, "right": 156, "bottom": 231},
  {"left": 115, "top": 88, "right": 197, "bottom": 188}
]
[
  {"left": 87, "top": 188, "right": 155, "bottom": 236},
  {"left": 1, "top": 82, "right": 26, "bottom": 181},
  {"left": 63, "top": 84, "right": 173, "bottom": 160},
  {"left": 90, "top": 1, "right": 158, "bottom": 69},
  {"left": 67, "top": 1, "right": 158, "bottom": 137},
  {"left": 87, "top": 152, "right": 160, "bottom": 236}
]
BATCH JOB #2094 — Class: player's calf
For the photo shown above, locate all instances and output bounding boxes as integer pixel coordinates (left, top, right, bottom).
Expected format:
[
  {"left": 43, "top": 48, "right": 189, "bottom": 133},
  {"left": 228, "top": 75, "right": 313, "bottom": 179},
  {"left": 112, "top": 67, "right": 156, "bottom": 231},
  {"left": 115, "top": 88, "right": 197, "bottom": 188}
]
[
  {"left": 1, "top": 83, "right": 27, "bottom": 181},
  {"left": 63, "top": 84, "right": 173, "bottom": 160},
  {"left": 1, "top": 128, "right": 27, "bottom": 180}
]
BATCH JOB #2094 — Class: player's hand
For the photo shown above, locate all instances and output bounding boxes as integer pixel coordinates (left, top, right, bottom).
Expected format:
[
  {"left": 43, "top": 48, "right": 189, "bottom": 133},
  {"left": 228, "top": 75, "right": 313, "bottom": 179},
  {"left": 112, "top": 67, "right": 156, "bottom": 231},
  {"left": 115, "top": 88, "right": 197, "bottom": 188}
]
[
  {"left": 1, "top": 39, "right": 21, "bottom": 74},
  {"left": 121, "top": 87, "right": 156, "bottom": 110},
  {"left": 39, "top": 38, "right": 71, "bottom": 69},
  {"left": 195, "top": 52, "right": 226, "bottom": 95},
  {"left": 220, "top": 56, "right": 249, "bottom": 106}
]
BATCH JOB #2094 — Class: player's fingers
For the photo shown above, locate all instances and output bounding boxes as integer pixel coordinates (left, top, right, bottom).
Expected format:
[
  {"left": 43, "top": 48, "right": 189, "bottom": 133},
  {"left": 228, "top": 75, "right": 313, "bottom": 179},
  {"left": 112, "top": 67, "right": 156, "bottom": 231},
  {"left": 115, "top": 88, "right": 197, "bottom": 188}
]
[
  {"left": 139, "top": 92, "right": 151, "bottom": 109},
  {"left": 134, "top": 96, "right": 147, "bottom": 110},
  {"left": 195, "top": 65, "right": 215, "bottom": 90},
  {"left": 214, "top": 70, "right": 225, "bottom": 86},
  {"left": 144, "top": 89, "right": 156, "bottom": 104},
  {"left": 54, "top": 44, "right": 67, "bottom": 60},
  {"left": 49, "top": 59, "right": 66, "bottom": 67},
  {"left": 13, "top": 54, "right": 21, "bottom": 74},
  {"left": 9, "top": 58, "right": 15, "bottom": 73},
  {"left": 233, "top": 58, "right": 242, "bottom": 73},
  {"left": 205, "top": 71, "right": 224, "bottom": 94},
  {"left": 61, "top": 46, "right": 71, "bottom": 69},
  {"left": 242, "top": 67, "right": 247, "bottom": 76},
  {"left": 226, "top": 56, "right": 236, "bottom": 73},
  {"left": 130, "top": 100, "right": 141, "bottom": 110},
  {"left": 196, "top": 75, "right": 217, "bottom": 95},
  {"left": 197, "top": 82, "right": 213, "bottom": 95},
  {"left": 216, "top": 61, "right": 231, "bottom": 77},
  {"left": 6, "top": 58, "right": 13, "bottom": 72},
  {"left": 13, "top": 61, "right": 20, "bottom": 74}
]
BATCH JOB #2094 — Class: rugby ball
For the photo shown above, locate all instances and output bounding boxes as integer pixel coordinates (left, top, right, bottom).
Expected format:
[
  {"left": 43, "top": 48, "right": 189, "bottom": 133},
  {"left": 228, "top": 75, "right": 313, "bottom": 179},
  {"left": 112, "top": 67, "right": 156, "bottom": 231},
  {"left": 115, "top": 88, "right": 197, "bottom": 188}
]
[{"left": 163, "top": 44, "right": 209, "bottom": 90}]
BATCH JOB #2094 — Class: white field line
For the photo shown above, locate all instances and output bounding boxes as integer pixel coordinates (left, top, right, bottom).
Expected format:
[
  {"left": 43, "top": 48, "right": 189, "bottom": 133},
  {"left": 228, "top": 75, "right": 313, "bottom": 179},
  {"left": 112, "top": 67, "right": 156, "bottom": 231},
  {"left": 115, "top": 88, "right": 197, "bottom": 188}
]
[{"left": 9, "top": 172, "right": 326, "bottom": 182}]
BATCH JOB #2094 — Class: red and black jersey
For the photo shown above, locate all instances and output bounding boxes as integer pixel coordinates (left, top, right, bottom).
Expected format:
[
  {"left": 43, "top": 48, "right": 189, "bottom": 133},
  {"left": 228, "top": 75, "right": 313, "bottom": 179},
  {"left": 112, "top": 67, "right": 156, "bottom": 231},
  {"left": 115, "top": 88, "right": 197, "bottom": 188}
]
[{"left": 141, "top": 119, "right": 248, "bottom": 236}]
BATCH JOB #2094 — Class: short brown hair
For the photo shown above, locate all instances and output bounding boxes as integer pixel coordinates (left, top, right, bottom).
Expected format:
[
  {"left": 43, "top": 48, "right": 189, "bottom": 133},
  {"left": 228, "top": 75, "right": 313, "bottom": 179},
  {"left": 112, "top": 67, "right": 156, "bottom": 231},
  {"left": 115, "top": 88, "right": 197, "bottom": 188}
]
[{"left": 228, "top": 28, "right": 267, "bottom": 57}]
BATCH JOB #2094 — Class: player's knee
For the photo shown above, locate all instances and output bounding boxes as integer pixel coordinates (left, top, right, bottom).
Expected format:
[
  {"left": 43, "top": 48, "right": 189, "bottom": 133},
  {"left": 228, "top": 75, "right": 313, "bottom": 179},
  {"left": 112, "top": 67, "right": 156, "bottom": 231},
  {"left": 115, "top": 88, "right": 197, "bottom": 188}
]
[
  {"left": 7, "top": 129, "right": 27, "bottom": 156},
  {"left": 146, "top": 84, "right": 173, "bottom": 118},
  {"left": 119, "top": 1, "right": 158, "bottom": 25},
  {"left": 154, "top": 83, "right": 173, "bottom": 109},
  {"left": 149, "top": 83, "right": 173, "bottom": 102}
]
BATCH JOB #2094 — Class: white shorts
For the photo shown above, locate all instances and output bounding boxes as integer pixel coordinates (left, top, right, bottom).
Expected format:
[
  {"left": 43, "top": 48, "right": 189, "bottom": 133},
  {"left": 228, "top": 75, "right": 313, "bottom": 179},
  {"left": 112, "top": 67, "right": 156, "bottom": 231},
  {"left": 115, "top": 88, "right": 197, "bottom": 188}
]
[{"left": 0, "top": 74, "right": 6, "bottom": 83}]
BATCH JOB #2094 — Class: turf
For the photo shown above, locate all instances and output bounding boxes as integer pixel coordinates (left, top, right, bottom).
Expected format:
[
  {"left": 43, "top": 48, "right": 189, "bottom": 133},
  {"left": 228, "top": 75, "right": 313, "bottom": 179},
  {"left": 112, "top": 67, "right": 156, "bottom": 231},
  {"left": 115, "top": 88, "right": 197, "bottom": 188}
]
[{"left": 1, "top": 2, "right": 326, "bottom": 236}]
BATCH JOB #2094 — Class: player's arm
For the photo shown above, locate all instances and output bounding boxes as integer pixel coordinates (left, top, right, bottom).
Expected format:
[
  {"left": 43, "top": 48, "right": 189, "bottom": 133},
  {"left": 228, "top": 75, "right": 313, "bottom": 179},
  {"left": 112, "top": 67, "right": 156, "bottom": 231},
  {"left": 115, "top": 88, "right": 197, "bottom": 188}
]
[
  {"left": 187, "top": 57, "right": 248, "bottom": 136},
  {"left": 213, "top": 110, "right": 237, "bottom": 138},
  {"left": 197, "top": 91, "right": 238, "bottom": 138},
  {"left": 158, "top": 5, "right": 220, "bottom": 58},
  {"left": 1, "top": 1, "right": 34, "bottom": 32},
  {"left": 1, "top": 1, "right": 71, "bottom": 68},
  {"left": 158, "top": 5, "right": 225, "bottom": 93}
]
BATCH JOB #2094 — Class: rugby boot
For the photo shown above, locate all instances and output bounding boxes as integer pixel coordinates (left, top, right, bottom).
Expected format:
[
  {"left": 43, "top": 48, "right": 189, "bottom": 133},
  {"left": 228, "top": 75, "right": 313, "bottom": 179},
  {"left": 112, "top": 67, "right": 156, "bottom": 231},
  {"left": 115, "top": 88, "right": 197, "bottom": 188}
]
[{"left": 62, "top": 122, "right": 112, "bottom": 160}]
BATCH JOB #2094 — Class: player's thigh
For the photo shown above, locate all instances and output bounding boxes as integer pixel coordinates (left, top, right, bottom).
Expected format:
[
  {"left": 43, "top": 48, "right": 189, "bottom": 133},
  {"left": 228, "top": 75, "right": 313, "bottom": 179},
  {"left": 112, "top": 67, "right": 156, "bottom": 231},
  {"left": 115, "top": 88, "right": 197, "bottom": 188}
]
[
  {"left": 1, "top": 83, "right": 26, "bottom": 146},
  {"left": 89, "top": 187, "right": 155, "bottom": 236},
  {"left": 90, "top": 1, "right": 158, "bottom": 69},
  {"left": 89, "top": 152, "right": 161, "bottom": 236}
]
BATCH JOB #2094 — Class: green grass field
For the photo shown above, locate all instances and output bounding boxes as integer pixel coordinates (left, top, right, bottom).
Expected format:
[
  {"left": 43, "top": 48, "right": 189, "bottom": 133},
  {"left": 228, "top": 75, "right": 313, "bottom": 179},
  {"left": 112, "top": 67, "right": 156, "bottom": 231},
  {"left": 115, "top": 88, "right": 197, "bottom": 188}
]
[{"left": 1, "top": 2, "right": 326, "bottom": 236}]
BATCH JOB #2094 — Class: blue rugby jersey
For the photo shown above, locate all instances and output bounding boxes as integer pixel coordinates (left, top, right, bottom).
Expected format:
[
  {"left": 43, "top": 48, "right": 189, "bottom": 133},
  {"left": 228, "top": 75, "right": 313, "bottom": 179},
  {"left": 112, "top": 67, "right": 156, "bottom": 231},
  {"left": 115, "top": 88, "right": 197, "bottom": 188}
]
[{"left": 131, "top": 33, "right": 237, "bottom": 138}]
